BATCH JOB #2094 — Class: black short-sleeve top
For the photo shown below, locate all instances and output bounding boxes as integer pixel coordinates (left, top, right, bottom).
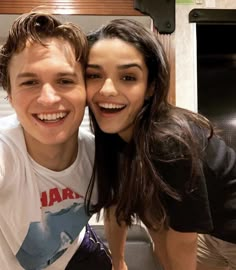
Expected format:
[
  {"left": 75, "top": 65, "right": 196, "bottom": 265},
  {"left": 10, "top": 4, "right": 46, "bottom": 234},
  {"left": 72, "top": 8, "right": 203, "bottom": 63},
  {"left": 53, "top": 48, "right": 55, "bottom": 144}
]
[{"left": 157, "top": 131, "right": 236, "bottom": 244}]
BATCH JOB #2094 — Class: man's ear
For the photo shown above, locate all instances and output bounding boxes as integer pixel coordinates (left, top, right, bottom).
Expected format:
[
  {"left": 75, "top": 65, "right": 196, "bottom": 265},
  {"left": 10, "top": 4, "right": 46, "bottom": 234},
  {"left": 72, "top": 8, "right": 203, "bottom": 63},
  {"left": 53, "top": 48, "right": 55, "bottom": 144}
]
[{"left": 7, "top": 94, "right": 13, "bottom": 106}]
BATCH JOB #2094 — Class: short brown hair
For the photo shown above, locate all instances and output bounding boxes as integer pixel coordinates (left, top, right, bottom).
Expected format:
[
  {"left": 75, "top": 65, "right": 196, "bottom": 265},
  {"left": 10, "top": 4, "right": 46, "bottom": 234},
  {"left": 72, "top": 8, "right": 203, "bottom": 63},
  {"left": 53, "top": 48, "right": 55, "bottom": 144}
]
[{"left": 0, "top": 11, "right": 88, "bottom": 93}]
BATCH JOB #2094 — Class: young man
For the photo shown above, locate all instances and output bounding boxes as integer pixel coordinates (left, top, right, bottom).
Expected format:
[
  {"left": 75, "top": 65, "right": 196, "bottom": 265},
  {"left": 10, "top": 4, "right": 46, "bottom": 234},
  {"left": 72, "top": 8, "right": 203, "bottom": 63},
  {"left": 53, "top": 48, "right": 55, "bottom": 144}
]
[{"left": 0, "top": 11, "right": 111, "bottom": 270}]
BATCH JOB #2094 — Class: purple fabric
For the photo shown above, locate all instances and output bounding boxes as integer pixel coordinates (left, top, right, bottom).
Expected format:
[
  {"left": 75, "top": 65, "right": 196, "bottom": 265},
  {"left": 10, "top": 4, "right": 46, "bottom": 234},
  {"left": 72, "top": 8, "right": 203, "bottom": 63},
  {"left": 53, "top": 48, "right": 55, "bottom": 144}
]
[{"left": 65, "top": 224, "right": 112, "bottom": 270}]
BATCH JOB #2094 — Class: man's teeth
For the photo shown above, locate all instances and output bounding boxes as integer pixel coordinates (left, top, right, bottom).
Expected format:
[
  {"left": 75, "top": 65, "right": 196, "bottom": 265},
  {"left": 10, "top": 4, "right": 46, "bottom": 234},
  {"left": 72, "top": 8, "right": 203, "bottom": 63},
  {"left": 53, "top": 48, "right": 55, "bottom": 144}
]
[
  {"left": 37, "top": 112, "right": 67, "bottom": 121},
  {"left": 98, "top": 103, "right": 125, "bottom": 109}
]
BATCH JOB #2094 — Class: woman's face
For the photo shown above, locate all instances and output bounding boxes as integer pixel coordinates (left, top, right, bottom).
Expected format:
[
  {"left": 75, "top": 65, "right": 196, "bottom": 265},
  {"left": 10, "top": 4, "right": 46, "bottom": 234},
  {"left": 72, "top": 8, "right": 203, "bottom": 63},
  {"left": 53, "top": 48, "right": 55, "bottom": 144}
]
[{"left": 86, "top": 38, "right": 149, "bottom": 142}]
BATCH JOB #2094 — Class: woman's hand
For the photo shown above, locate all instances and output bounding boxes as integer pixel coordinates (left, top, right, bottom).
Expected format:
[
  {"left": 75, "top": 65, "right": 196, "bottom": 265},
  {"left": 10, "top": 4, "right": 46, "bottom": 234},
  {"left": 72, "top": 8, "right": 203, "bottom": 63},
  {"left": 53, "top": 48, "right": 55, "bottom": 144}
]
[{"left": 112, "top": 260, "right": 128, "bottom": 270}]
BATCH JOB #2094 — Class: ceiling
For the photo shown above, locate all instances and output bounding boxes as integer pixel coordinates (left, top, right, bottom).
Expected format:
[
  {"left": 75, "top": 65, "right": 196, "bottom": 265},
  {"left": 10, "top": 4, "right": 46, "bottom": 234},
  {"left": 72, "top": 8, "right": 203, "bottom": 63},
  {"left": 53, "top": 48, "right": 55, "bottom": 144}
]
[{"left": 0, "top": 14, "right": 152, "bottom": 40}]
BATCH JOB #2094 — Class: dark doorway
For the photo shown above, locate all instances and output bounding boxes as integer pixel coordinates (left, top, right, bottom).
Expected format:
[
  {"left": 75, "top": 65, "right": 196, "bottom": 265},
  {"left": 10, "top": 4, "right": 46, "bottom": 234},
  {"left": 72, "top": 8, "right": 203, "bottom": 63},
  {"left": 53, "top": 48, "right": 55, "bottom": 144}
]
[{"left": 197, "top": 23, "right": 236, "bottom": 149}]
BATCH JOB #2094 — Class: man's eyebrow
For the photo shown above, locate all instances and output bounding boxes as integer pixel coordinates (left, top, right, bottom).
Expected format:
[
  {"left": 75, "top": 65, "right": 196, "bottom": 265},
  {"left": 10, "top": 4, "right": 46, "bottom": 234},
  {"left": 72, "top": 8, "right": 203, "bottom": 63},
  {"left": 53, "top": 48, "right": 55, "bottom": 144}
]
[
  {"left": 16, "top": 72, "right": 37, "bottom": 79},
  {"left": 16, "top": 72, "right": 78, "bottom": 79},
  {"left": 56, "top": 72, "right": 78, "bottom": 77}
]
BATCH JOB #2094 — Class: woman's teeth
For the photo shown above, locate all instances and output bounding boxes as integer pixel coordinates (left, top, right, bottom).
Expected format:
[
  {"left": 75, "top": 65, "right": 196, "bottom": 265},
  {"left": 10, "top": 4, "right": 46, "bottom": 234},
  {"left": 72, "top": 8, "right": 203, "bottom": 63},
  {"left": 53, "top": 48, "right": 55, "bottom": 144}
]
[{"left": 98, "top": 103, "right": 125, "bottom": 109}]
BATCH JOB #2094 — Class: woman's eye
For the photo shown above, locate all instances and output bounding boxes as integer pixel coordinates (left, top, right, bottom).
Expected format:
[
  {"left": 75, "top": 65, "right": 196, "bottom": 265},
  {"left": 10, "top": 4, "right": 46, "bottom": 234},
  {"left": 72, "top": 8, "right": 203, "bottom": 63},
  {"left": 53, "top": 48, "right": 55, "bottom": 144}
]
[
  {"left": 121, "top": 75, "right": 136, "bottom": 81},
  {"left": 86, "top": 73, "right": 101, "bottom": 79}
]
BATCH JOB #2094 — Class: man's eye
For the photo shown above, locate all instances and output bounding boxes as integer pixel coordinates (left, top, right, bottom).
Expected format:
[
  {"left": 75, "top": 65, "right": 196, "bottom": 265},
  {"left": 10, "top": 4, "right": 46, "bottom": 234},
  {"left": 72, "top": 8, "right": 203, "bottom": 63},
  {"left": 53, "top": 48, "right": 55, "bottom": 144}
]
[
  {"left": 21, "top": 80, "right": 38, "bottom": 86},
  {"left": 122, "top": 75, "right": 136, "bottom": 81},
  {"left": 58, "top": 79, "right": 74, "bottom": 85}
]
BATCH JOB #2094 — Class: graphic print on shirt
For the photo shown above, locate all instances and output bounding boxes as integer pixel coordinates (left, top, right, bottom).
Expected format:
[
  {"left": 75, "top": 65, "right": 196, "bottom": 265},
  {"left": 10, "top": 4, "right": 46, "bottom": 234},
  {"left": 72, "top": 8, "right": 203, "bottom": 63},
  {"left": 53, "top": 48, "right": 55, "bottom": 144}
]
[{"left": 16, "top": 187, "right": 90, "bottom": 269}]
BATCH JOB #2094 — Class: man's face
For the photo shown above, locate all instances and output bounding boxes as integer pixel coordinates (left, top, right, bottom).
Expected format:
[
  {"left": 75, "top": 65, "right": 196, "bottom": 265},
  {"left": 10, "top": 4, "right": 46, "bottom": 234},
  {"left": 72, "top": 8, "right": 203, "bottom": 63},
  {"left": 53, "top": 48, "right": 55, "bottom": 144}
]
[{"left": 8, "top": 38, "right": 86, "bottom": 150}]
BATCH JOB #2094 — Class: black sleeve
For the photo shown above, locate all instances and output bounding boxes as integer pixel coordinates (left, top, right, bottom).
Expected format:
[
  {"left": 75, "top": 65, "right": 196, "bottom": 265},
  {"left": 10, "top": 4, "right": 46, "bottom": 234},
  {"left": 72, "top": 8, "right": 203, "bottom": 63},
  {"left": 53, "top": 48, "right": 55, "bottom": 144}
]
[
  {"left": 201, "top": 134, "right": 236, "bottom": 242},
  {"left": 159, "top": 158, "right": 213, "bottom": 233},
  {"left": 156, "top": 126, "right": 214, "bottom": 233},
  {"left": 158, "top": 128, "right": 236, "bottom": 234}
]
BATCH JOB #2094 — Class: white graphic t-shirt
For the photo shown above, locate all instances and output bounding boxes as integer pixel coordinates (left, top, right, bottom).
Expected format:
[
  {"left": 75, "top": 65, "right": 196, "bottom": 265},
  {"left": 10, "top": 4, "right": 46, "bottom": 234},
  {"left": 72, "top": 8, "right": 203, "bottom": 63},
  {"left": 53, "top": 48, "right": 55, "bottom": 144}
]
[{"left": 0, "top": 114, "right": 96, "bottom": 269}]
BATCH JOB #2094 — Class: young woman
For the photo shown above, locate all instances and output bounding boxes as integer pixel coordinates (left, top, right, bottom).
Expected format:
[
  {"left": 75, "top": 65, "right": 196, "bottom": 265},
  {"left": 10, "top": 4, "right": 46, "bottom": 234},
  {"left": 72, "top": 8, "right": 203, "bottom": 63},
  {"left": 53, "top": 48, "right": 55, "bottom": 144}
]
[{"left": 85, "top": 19, "right": 236, "bottom": 270}]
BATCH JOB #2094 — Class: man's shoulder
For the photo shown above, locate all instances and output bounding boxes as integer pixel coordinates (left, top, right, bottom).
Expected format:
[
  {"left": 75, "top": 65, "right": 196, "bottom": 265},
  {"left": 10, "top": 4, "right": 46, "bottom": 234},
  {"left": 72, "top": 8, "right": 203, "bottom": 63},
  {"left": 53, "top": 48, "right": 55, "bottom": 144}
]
[
  {"left": 78, "top": 128, "right": 94, "bottom": 142},
  {"left": 0, "top": 114, "right": 19, "bottom": 130},
  {"left": 0, "top": 114, "right": 24, "bottom": 150}
]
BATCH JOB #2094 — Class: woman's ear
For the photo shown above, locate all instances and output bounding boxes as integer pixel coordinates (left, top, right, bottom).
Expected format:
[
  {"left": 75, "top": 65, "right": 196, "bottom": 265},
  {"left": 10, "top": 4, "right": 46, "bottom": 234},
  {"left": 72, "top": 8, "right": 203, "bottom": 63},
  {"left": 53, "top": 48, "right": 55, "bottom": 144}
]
[{"left": 145, "top": 83, "right": 154, "bottom": 100}]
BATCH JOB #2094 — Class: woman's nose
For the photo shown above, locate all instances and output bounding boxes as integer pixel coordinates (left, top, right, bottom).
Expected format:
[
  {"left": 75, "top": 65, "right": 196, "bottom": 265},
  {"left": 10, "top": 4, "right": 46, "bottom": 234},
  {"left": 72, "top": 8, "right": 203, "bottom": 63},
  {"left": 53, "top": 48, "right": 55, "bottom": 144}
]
[{"left": 99, "top": 78, "right": 118, "bottom": 96}]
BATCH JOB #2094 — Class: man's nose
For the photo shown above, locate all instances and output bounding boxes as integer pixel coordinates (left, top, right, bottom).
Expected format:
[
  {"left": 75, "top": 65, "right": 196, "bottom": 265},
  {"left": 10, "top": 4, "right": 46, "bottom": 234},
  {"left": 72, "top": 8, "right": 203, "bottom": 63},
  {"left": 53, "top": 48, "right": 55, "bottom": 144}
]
[{"left": 37, "top": 84, "right": 61, "bottom": 105}]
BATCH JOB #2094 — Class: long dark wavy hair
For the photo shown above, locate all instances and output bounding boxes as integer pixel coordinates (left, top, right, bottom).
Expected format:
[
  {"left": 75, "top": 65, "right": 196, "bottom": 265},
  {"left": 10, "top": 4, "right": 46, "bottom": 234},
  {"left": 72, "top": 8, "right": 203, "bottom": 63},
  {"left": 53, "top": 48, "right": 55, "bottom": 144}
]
[
  {"left": 0, "top": 11, "right": 88, "bottom": 94},
  {"left": 85, "top": 19, "right": 213, "bottom": 230}
]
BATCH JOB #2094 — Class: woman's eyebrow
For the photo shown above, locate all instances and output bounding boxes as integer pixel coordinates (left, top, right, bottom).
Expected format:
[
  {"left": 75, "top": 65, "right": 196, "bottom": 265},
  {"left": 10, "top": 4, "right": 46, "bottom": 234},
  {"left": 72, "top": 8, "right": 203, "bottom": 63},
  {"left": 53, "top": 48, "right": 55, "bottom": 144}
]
[
  {"left": 117, "top": 63, "right": 143, "bottom": 71},
  {"left": 86, "top": 64, "right": 101, "bottom": 69},
  {"left": 86, "top": 63, "right": 143, "bottom": 71}
]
